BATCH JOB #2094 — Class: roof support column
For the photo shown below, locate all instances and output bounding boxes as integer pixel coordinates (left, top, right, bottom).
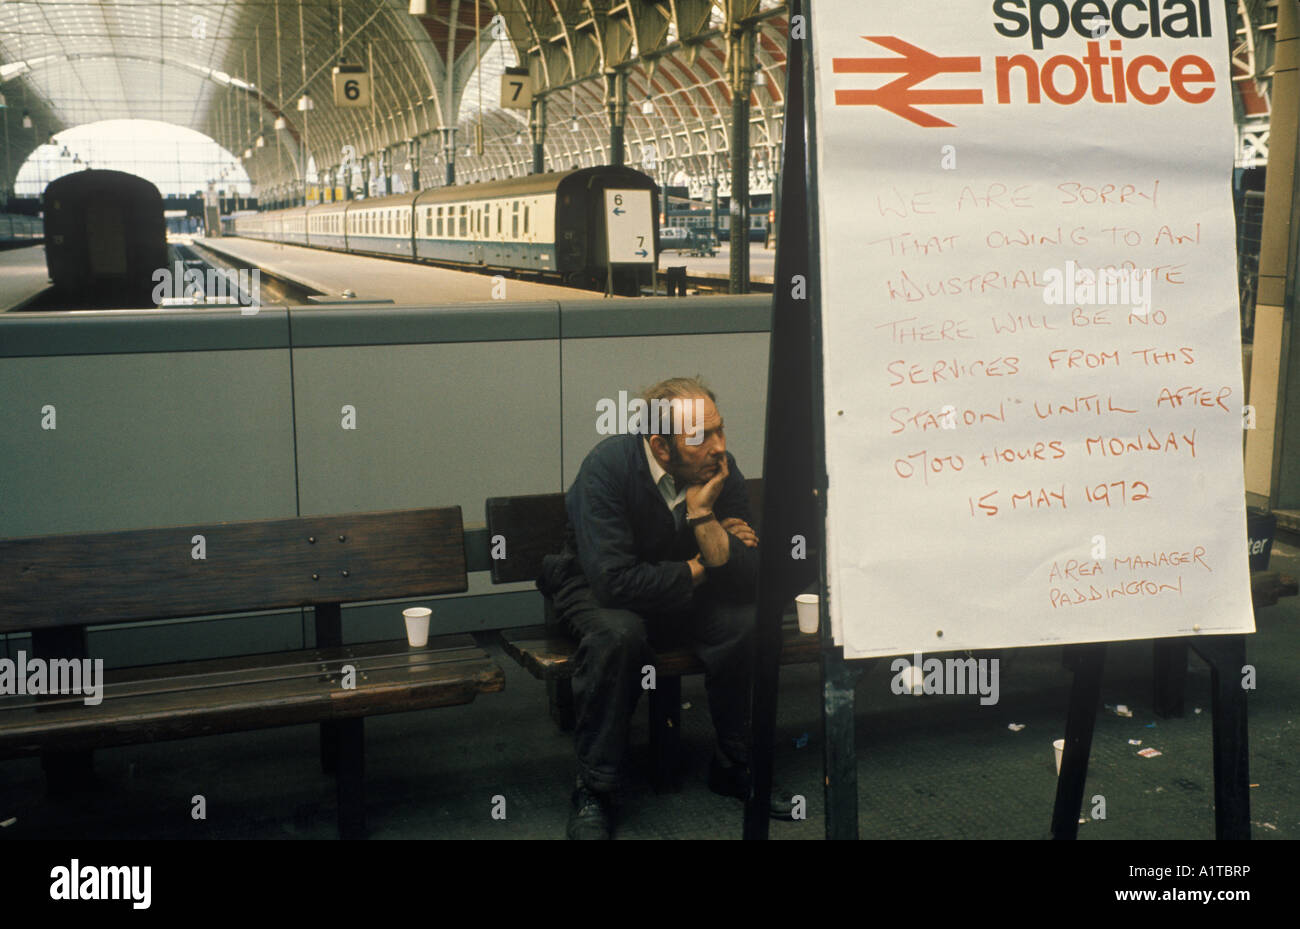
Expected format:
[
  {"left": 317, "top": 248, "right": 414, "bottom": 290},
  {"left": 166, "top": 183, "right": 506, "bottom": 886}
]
[
  {"left": 606, "top": 70, "right": 627, "bottom": 167},
  {"left": 1246, "top": 0, "right": 1300, "bottom": 510},
  {"left": 443, "top": 0, "right": 462, "bottom": 186},
  {"left": 531, "top": 96, "right": 547, "bottom": 175},
  {"left": 728, "top": 23, "right": 754, "bottom": 294},
  {"left": 409, "top": 138, "right": 421, "bottom": 191}
]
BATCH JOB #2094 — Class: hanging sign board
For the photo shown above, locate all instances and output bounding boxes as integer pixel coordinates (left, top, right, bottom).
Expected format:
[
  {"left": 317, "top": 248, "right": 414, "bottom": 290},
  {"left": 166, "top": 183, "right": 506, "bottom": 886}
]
[
  {"left": 605, "top": 189, "right": 654, "bottom": 264},
  {"left": 809, "top": 0, "right": 1254, "bottom": 658},
  {"left": 501, "top": 68, "right": 533, "bottom": 110},
  {"left": 333, "top": 64, "right": 372, "bottom": 108}
]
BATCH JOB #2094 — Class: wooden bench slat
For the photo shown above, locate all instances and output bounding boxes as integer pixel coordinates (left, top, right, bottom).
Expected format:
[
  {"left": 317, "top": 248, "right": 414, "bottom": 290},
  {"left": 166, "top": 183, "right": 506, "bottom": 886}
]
[
  {"left": 0, "top": 636, "right": 491, "bottom": 712},
  {"left": 0, "top": 507, "right": 468, "bottom": 630},
  {"left": 497, "top": 621, "right": 819, "bottom": 681},
  {"left": 0, "top": 637, "right": 503, "bottom": 758}
]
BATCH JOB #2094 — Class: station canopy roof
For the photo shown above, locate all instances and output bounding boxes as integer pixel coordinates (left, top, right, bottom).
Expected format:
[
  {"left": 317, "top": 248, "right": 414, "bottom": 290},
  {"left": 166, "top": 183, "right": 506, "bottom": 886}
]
[{"left": 0, "top": 1, "right": 792, "bottom": 196}]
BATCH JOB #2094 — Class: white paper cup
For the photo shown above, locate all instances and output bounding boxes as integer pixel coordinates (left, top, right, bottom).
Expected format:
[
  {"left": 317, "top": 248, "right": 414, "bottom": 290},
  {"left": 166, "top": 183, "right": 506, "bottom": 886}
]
[
  {"left": 795, "top": 594, "right": 819, "bottom": 634},
  {"left": 403, "top": 607, "right": 432, "bottom": 648},
  {"left": 1054, "top": 739, "right": 1066, "bottom": 775}
]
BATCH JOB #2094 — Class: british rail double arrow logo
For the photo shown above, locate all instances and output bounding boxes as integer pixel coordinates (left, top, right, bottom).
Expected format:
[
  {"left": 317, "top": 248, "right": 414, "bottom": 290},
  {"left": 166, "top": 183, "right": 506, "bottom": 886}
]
[{"left": 833, "top": 36, "right": 982, "bottom": 128}]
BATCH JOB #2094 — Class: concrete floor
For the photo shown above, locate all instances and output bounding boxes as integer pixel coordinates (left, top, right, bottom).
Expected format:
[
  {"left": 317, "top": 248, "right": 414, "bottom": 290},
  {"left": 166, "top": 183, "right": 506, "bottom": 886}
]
[{"left": 2, "top": 542, "right": 1296, "bottom": 842}]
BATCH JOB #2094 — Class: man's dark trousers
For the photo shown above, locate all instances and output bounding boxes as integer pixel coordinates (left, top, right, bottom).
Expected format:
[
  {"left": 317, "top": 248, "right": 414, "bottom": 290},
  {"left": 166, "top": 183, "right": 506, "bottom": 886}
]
[{"left": 552, "top": 573, "right": 755, "bottom": 793}]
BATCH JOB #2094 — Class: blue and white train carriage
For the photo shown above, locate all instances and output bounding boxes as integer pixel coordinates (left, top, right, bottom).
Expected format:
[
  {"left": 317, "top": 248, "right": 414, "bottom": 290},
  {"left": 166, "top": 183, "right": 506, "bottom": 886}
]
[{"left": 232, "top": 166, "right": 659, "bottom": 293}]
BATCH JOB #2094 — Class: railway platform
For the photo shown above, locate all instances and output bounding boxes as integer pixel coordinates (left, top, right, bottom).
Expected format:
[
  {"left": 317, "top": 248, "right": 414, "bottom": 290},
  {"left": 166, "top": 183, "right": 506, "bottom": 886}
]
[
  {"left": 0, "top": 245, "right": 50, "bottom": 312},
  {"left": 196, "top": 236, "right": 621, "bottom": 305}
]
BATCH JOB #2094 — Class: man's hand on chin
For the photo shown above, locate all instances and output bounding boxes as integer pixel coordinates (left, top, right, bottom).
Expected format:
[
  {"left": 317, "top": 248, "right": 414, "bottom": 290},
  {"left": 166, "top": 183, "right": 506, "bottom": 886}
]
[{"left": 684, "top": 454, "right": 729, "bottom": 516}]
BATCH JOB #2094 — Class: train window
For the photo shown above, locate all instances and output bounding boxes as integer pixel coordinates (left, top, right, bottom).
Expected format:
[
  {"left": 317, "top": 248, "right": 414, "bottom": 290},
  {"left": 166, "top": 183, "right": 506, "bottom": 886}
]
[
  {"left": 436, "top": 206, "right": 444, "bottom": 236},
  {"left": 459, "top": 205, "right": 467, "bottom": 237},
  {"left": 425, "top": 208, "right": 432, "bottom": 236},
  {"left": 497, "top": 208, "right": 502, "bottom": 235},
  {"left": 524, "top": 205, "right": 529, "bottom": 235}
]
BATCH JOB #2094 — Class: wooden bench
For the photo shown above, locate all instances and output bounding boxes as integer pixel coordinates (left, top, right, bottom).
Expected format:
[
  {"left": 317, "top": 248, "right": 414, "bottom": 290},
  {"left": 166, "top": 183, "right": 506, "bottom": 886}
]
[
  {"left": 484, "top": 481, "right": 820, "bottom": 790},
  {"left": 0, "top": 506, "right": 504, "bottom": 838}
]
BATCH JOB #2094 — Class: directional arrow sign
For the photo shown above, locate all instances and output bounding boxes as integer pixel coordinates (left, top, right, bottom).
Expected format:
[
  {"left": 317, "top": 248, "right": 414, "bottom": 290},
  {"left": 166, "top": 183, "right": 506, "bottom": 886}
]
[{"left": 604, "top": 189, "right": 654, "bottom": 264}]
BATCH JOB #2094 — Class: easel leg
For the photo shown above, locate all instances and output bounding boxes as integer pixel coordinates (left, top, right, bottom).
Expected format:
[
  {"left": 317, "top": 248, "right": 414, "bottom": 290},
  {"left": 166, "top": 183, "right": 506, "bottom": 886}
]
[
  {"left": 1190, "top": 634, "right": 1251, "bottom": 840},
  {"left": 1051, "top": 643, "right": 1106, "bottom": 839},
  {"left": 822, "top": 650, "right": 859, "bottom": 840},
  {"left": 1153, "top": 638, "right": 1188, "bottom": 718}
]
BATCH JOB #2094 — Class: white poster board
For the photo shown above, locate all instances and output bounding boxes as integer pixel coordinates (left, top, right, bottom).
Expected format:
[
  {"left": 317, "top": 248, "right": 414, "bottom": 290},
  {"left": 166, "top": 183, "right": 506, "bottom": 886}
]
[
  {"left": 811, "top": 0, "right": 1254, "bottom": 658},
  {"left": 604, "top": 189, "right": 655, "bottom": 264}
]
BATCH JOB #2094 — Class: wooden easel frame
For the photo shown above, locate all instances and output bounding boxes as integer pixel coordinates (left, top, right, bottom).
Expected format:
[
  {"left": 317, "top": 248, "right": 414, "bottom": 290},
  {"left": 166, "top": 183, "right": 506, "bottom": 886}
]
[{"left": 745, "top": 0, "right": 1252, "bottom": 841}]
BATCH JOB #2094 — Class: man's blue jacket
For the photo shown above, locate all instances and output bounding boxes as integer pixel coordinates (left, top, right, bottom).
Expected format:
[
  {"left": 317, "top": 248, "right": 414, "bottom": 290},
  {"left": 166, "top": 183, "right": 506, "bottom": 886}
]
[{"left": 538, "top": 432, "right": 759, "bottom": 614}]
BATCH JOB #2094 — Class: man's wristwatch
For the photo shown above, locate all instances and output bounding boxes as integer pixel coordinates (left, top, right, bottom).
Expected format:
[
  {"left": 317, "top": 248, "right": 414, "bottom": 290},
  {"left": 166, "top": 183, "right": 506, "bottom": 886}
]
[{"left": 686, "top": 510, "right": 717, "bottom": 527}]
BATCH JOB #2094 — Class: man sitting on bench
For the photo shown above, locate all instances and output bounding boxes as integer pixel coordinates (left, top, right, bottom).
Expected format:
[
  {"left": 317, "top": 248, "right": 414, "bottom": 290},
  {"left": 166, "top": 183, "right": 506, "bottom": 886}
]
[{"left": 539, "top": 376, "right": 789, "bottom": 839}]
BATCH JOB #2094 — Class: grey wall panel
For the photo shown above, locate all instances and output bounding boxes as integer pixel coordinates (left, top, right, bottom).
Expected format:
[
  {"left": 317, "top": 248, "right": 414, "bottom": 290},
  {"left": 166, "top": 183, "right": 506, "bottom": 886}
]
[
  {"left": 4, "top": 611, "right": 305, "bottom": 670},
  {"left": 560, "top": 295, "right": 770, "bottom": 338},
  {"left": 291, "top": 340, "right": 561, "bottom": 517},
  {"left": 0, "top": 308, "right": 290, "bottom": 358},
  {"left": 559, "top": 333, "right": 770, "bottom": 488},
  {"left": 331, "top": 576, "right": 541, "bottom": 644},
  {"left": 0, "top": 350, "right": 298, "bottom": 538},
  {"left": 291, "top": 303, "right": 559, "bottom": 346}
]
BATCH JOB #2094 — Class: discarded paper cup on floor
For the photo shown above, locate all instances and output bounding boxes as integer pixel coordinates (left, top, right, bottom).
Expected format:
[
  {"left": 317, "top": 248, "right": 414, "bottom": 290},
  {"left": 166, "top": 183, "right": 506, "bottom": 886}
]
[
  {"left": 795, "top": 594, "right": 819, "bottom": 634},
  {"left": 403, "top": 607, "right": 432, "bottom": 648},
  {"left": 1054, "top": 739, "right": 1066, "bottom": 775}
]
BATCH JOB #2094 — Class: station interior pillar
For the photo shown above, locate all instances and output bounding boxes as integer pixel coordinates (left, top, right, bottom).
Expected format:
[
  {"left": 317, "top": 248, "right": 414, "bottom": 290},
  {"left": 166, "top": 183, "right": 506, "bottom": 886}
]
[{"left": 1245, "top": 1, "right": 1300, "bottom": 513}]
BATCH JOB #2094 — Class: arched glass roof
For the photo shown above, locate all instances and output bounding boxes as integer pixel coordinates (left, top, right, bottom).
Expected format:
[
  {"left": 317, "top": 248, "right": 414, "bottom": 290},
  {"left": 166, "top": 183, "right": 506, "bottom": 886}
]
[{"left": 1, "top": 1, "right": 790, "bottom": 201}]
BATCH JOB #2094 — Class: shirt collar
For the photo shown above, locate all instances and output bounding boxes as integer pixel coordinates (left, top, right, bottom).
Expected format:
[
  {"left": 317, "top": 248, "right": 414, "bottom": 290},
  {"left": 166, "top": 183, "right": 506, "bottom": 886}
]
[{"left": 643, "top": 438, "right": 671, "bottom": 489}]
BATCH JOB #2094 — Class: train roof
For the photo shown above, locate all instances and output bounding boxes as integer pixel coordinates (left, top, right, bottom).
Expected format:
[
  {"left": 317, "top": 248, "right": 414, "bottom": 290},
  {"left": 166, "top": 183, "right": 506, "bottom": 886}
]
[
  {"left": 266, "top": 165, "right": 656, "bottom": 219},
  {"left": 44, "top": 169, "right": 162, "bottom": 202}
]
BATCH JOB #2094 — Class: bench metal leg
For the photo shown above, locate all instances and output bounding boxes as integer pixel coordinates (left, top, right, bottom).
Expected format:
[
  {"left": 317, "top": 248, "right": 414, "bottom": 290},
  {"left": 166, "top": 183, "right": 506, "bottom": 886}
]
[
  {"left": 1153, "top": 638, "right": 1188, "bottom": 718},
  {"left": 548, "top": 678, "right": 576, "bottom": 732},
  {"left": 315, "top": 603, "right": 344, "bottom": 774},
  {"left": 647, "top": 675, "right": 682, "bottom": 793},
  {"left": 41, "top": 751, "right": 96, "bottom": 797},
  {"left": 32, "top": 627, "right": 96, "bottom": 795},
  {"left": 321, "top": 721, "right": 341, "bottom": 774},
  {"left": 336, "top": 717, "right": 366, "bottom": 840}
]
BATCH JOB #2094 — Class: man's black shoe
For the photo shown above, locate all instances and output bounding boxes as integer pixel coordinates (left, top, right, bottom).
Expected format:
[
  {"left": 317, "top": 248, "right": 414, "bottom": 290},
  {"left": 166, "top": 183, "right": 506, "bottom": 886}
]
[
  {"left": 567, "top": 783, "right": 615, "bottom": 840},
  {"left": 707, "top": 755, "right": 799, "bottom": 820}
]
